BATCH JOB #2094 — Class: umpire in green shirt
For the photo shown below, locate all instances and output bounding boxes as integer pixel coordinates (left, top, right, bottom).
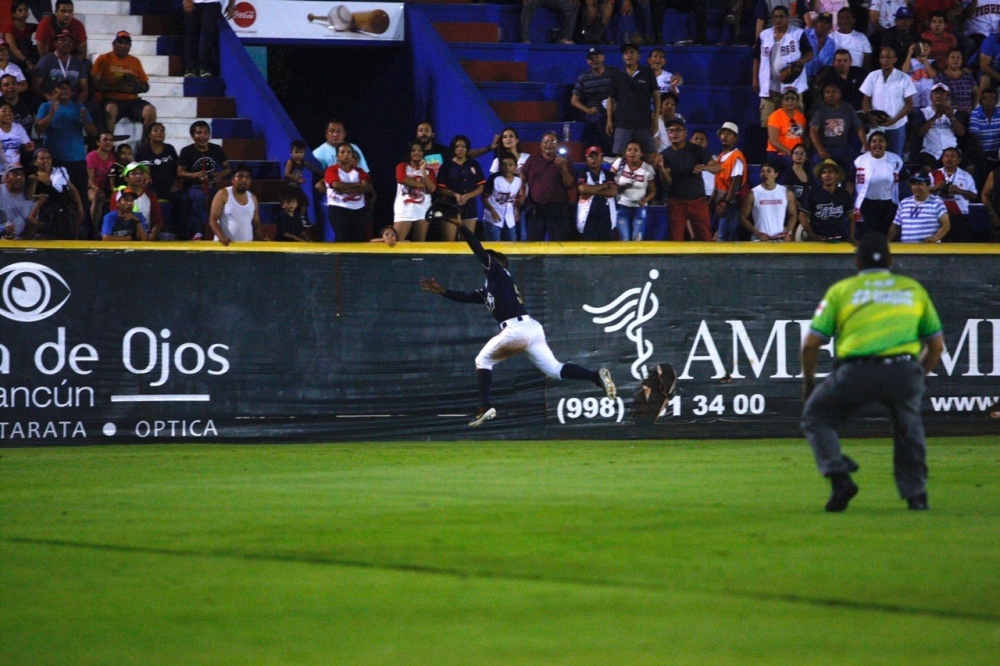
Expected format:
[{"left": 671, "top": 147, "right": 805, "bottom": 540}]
[{"left": 801, "top": 233, "right": 945, "bottom": 512}]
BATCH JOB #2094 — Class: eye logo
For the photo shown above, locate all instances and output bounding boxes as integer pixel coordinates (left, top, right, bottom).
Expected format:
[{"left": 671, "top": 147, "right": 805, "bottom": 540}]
[{"left": 0, "top": 262, "right": 71, "bottom": 322}]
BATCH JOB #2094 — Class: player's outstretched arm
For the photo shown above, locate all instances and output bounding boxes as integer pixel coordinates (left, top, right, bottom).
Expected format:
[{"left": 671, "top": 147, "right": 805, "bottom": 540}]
[
  {"left": 420, "top": 276, "right": 484, "bottom": 304},
  {"left": 456, "top": 224, "right": 492, "bottom": 268}
]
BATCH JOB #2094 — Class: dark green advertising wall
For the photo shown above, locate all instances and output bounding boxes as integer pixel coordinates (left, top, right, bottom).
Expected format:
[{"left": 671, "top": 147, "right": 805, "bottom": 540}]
[{"left": 0, "top": 245, "right": 997, "bottom": 445}]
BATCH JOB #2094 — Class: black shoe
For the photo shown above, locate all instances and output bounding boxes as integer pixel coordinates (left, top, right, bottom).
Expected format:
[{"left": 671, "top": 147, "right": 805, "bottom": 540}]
[
  {"left": 907, "top": 492, "right": 929, "bottom": 510},
  {"left": 825, "top": 473, "right": 858, "bottom": 512},
  {"left": 843, "top": 454, "right": 860, "bottom": 473}
]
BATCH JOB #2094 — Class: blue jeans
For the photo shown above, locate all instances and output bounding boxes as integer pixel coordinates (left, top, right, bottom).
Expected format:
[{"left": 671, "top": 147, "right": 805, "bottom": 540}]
[
  {"left": 483, "top": 222, "right": 517, "bottom": 241},
  {"left": 184, "top": 1, "right": 223, "bottom": 74},
  {"left": 884, "top": 127, "right": 906, "bottom": 159},
  {"left": 188, "top": 184, "right": 218, "bottom": 238},
  {"left": 616, "top": 205, "right": 647, "bottom": 241},
  {"left": 715, "top": 201, "right": 741, "bottom": 241}
]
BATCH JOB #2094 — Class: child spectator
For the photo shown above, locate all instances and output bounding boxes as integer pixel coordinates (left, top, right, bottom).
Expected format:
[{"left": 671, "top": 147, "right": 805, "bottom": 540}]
[
  {"left": 647, "top": 48, "right": 683, "bottom": 96},
  {"left": 436, "top": 134, "right": 485, "bottom": 241},
  {"left": 4, "top": 3, "right": 38, "bottom": 73},
  {"left": 481, "top": 155, "right": 524, "bottom": 242},
  {"left": 275, "top": 192, "right": 312, "bottom": 242},
  {"left": 689, "top": 131, "right": 716, "bottom": 199},
  {"left": 101, "top": 187, "right": 147, "bottom": 241},
  {"left": 107, "top": 143, "right": 132, "bottom": 193},
  {"left": 654, "top": 92, "right": 684, "bottom": 153},
  {"left": 921, "top": 11, "right": 955, "bottom": 66},
  {"left": 284, "top": 138, "right": 322, "bottom": 212},
  {"left": 611, "top": 140, "right": 656, "bottom": 241},
  {"left": 902, "top": 38, "right": 937, "bottom": 110},
  {"left": 85, "top": 132, "right": 115, "bottom": 227}
]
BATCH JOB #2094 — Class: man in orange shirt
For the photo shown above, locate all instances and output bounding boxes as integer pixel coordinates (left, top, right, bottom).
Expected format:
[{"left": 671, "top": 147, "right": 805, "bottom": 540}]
[{"left": 90, "top": 31, "right": 156, "bottom": 136}]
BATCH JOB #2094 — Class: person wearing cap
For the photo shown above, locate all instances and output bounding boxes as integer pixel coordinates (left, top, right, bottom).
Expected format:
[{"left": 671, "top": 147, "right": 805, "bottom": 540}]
[
  {"left": 101, "top": 187, "right": 148, "bottom": 242},
  {"left": 809, "top": 80, "right": 866, "bottom": 172},
  {"left": 740, "top": 160, "right": 797, "bottom": 241},
  {"left": 184, "top": 0, "right": 237, "bottom": 77},
  {"left": 31, "top": 27, "right": 88, "bottom": 103},
  {"left": 91, "top": 31, "right": 157, "bottom": 137},
  {"left": 890, "top": 170, "right": 951, "bottom": 242},
  {"left": 110, "top": 162, "right": 168, "bottom": 240},
  {"left": 879, "top": 6, "right": 920, "bottom": 62},
  {"left": 929, "top": 146, "right": 976, "bottom": 240},
  {"left": 571, "top": 46, "right": 617, "bottom": 156},
  {"left": 798, "top": 158, "right": 856, "bottom": 241},
  {"left": 860, "top": 46, "right": 916, "bottom": 158},
  {"left": 607, "top": 43, "right": 658, "bottom": 162},
  {"left": 803, "top": 11, "right": 836, "bottom": 79},
  {"left": 35, "top": 0, "right": 87, "bottom": 60},
  {"left": 521, "top": 131, "right": 574, "bottom": 241},
  {"left": 752, "top": 5, "right": 813, "bottom": 128},
  {"left": 917, "top": 81, "right": 965, "bottom": 171},
  {"left": 0, "top": 164, "right": 33, "bottom": 239},
  {"left": 655, "top": 118, "right": 720, "bottom": 241},
  {"left": 611, "top": 140, "right": 656, "bottom": 241},
  {"left": 518, "top": 0, "right": 578, "bottom": 45},
  {"left": 575, "top": 145, "right": 616, "bottom": 241},
  {"left": 711, "top": 121, "right": 747, "bottom": 242},
  {"left": 801, "top": 232, "right": 944, "bottom": 512},
  {"left": 208, "top": 163, "right": 262, "bottom": 245},
  {"left": 0, "top": 39, "right": 27, "bottom": 94},
  {"left": 870, "top": 0, "right": 915, "bottom": 36}
]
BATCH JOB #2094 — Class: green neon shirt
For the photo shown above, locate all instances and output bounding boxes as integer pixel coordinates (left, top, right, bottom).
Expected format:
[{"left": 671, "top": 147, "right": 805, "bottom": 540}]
[{"left": 810, "top": 269, "right": 943, "bottom": 358}]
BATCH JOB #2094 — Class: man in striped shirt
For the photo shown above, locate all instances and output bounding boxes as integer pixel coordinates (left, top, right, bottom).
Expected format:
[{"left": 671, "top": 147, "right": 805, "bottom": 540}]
[
  {"left": 889, "top": 171, "right": 950, "bottom": 242},
  {"left": 968, "top": 88, "right": 1000, "bottom": 173}
]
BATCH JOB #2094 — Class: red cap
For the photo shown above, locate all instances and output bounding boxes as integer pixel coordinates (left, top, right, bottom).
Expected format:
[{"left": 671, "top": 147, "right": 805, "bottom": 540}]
[
  {"left": 55, "top": 28, "right": 75, "bottom": 41},
  {"left": 586, "top": 145, "right": 603, "bottom": 156},
  {"left": 115, "top": 30, "right": 132, "bottom": 42}
]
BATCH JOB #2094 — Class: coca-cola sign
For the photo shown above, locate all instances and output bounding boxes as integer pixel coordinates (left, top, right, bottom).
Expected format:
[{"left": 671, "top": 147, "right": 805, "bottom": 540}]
[{"left": 233, "top": 2, "right": 256, "bottom": 28}]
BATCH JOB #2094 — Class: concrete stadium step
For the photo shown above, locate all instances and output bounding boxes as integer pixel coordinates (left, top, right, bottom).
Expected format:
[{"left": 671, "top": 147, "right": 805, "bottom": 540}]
[
  {"left": 249, "top": 179, "right": 288, "bottom": 203},
  {"left": 117, "top": 53, "right": 184, "bottom": 77},
  {"left": 222, "top": 138, "right": 267, "bottom": 160},
  {"left": 460, "top": 59, "right": 528, "bottom": 82},
  {"left": 73, "top": 0, "right": 130, "bottom": 14},
  {"left": 147, "top": 77, "right": 185, "bottom": 97},
  {"left": 434, "top": 22, "right": 499, "bottom": 43},
  {"left": 80, "top": 13, "right": 143, "bottom": 34},
  {"left": 489, "top": 100, "right": 559, "bottom": 123},
  {"left": 86, "top": 34, "right": 160, "bottom": 58},
  {"left": 143, "top": 96, "right": 237, "bottom": 119},
  {"left": 478, "top": 81, "right": 565, "bottom": 103},
  {"left": 239, "top": 160, "right": 283, "bottom": 180}
]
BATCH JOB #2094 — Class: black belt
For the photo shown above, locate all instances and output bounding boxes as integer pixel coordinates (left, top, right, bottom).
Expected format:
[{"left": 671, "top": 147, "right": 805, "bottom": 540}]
[
  {"left": 837, "top": 354, "right": 914, "bottom": 367},
  {"left": 500, "top": 316, "right": 527, "bottom": 330}
]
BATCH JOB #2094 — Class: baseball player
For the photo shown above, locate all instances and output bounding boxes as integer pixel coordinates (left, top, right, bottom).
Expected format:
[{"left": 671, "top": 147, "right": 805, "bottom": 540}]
[
  {"left": 420, "top": 201, "right": 616, "bottom": 427},
  {"left": 801, "top": 233, "right": 944, "bottom": 512}
]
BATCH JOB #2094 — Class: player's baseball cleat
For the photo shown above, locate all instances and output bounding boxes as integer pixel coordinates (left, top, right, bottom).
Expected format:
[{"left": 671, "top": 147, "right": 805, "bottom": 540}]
[
  {"left": 906, "top": 492, "right": 929, "bottom": 510},
  {"left": 599, "top": 368, "right": 616, "bottom": 400},
  {"left": 825, "top": 473, "right": 858, "bottom": 512},
  {"left": 469, "top": 407, "right": 497, "bottom": 427}
]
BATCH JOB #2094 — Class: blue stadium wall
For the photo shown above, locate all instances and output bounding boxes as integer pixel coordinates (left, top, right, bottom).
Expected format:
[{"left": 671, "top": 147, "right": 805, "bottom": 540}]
[{"left": 0, "top": 243, "right": 997, "bottom": 446}]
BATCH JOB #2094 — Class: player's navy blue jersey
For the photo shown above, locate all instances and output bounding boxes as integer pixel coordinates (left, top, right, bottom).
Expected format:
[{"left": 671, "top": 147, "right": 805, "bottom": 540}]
[{"left": 443, "top": 226, "right": 528, "bottom": 324}]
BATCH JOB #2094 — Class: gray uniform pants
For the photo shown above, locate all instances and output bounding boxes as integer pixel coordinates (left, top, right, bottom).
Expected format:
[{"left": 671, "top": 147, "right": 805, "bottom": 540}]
[{"left": 801, "top": 358, "right": 928, "bottom": 499}]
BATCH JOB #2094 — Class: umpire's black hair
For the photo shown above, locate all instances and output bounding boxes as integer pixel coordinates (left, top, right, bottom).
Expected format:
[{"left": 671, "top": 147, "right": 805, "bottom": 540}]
[{"left": 857, "top": 233, "right": 891, "bottom": 269}]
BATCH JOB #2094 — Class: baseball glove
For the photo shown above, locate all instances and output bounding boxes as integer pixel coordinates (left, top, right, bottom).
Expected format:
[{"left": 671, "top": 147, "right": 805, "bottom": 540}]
[
  {"left": 869, "top": 109, "right": 891, "bottom": 125},
  {"left": 779, "top": 62, "right": 803, "bottom": 83}
]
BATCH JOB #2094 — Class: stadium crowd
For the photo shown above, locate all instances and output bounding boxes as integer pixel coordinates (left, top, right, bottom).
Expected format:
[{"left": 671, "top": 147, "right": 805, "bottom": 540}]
[{"left": 3, "top": 0, "right": 1000, "bottom": 243}]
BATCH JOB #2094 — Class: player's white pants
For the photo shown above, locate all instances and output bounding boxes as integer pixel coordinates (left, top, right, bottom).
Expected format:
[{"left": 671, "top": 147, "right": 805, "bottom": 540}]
[{"left": 475, "top": 316, "right": 564, "bottom": 378}]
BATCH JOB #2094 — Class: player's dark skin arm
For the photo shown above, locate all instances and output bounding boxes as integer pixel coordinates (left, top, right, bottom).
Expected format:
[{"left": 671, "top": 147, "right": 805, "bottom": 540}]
[
  {"left": 419, "top": 276, "right": 484, "bottom": 304},
  {"left": 801, "top": 332, "right": 825, "bottom": 399}
]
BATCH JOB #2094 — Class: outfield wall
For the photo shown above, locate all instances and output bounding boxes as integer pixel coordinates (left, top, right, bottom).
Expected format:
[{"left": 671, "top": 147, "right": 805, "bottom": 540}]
[{"left": 0, "top": 242, "right": 997, "bottom": 445}]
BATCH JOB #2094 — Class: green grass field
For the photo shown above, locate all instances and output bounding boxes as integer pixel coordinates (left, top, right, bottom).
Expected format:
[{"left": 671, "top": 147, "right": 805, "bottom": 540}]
[{"left": 2, "top": 438, "right": 998, "bottom": 665}]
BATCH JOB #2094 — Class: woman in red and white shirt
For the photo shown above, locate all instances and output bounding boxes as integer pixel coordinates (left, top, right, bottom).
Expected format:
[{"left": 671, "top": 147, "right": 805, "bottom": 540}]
[
  {"left": 324, "top": 141, "right": 372, "bottom": 242},
  {"left": 393, "top": 139, "right": 436, "bottom": 242}
]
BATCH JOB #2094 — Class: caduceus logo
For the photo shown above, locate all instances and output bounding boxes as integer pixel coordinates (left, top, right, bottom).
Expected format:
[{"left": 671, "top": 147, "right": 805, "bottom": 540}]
[
  {"left": 0, "top": 262, "right": 71, "bottom": 322},
  {"left": 583, "top": 269, "right": 659, "bottom": 380}
]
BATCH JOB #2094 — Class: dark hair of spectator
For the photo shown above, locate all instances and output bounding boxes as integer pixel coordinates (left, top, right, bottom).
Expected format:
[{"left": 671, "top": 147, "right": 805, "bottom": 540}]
[
  {"left": 115, "top": 144, "right": 131, "bottom": 158},
  {"left": 541, "top": 131, "right": 559, "bottom": 143},
  {"left": 98, "top": 130, "right": 113, "bottom": 140},
  {"left": 661, "top": 91, "right": 679, "bottom": 105},
  {"left": 334, "top": 141, "right": 353, "bottom": 154},
  {"left": 232, "top": 163, "right": 252, "bottom": 177},
  {"left": 0, "top": 101, "right": 11, "bottom": 112},
  {"left": 982, "top": 87, "right": 998, "bottom": 99},
  {"left": 379, "top": 225, "right": 397, "bottom": 238},
  {"left": 496, "top": 126, "right": 521, "bottom": 162},
  {"left": 690, "top": 130, "right": 708, "bottom": 140},
  {"left": 0, "top": 74, "right": 15, "bottom": 84},
  {"left": 650, "top": 47, "right": 665, "bottom": 57},
  {"left": 290, "top": 139, "right": 307, "bottom": 152},
  {"left": 189, "top": 120, "right": 210, "bottom": 136},
  {"left": 55, "top": 0, "right": 73, "bottom": 9},
  {"left": 326, "top": 118, "right": 344, "bottom": 128},
  {"left": 404, "top": 139, "right": 424, "bottom": 162},
  {"left": 929, "top": 10, "right": 948, "bottom": 21},
  {"left": 947, "top": 48, "right": 963, "bottom": 58},
  {"left": 837, "top": 6, "right": 852, "bottom": 15},
  {"left": 867, "top": 130, "right": 887, "bottom": 144},
  {"left": 11, "top": 2, "right": 26, "bottom": 15},
  {"left": 857, "top": 233, "right": 891, "bottom": 269},
  {"left": 833, "top": 48, "right": 851, "bottom": 59},
  {"left": 790, "top": 142, "right": 807, "bottom": 154},
  {"left": 280, "top": 192, "right": 298, "bottom": 203},
  {"left": 450, "top": 134, "right": 470, "bottom": 151},
  {"left": 771, "top": 6, "right": 788, "bottom": 16},
  {"left": 942, "top": 146, "right": 961, "bottom": 158}
]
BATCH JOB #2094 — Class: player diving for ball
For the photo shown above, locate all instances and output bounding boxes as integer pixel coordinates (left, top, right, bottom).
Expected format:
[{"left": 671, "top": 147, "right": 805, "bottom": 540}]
[{"left": 420, "top": 201, "right": 616, "bottom": 427}]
